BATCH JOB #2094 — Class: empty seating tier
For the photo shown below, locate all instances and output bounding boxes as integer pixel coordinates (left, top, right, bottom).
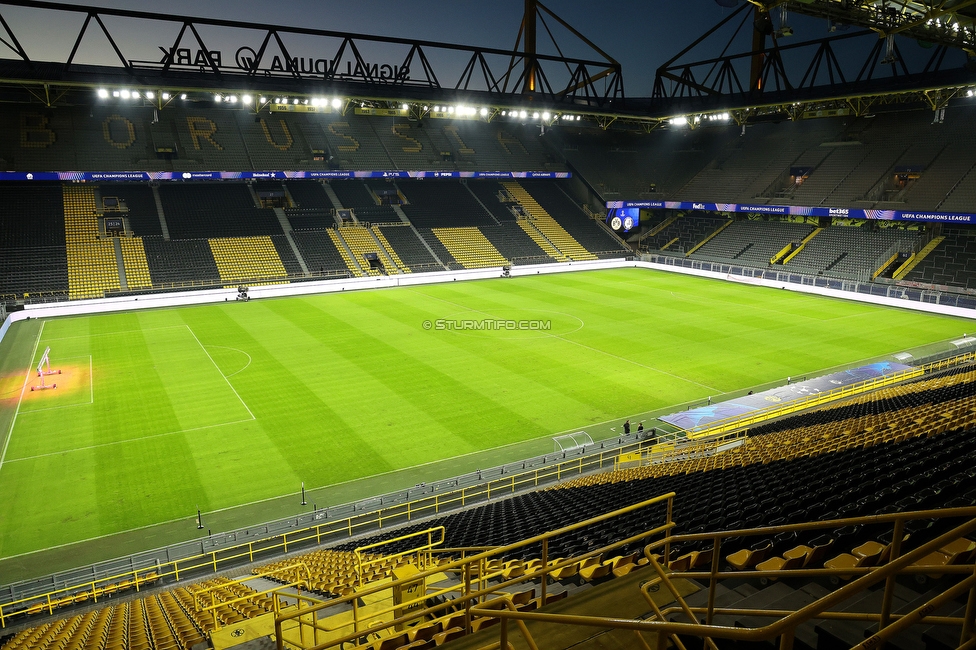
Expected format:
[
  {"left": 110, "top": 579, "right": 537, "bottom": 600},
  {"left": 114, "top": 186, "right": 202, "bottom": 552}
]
[
  {"left": 63, "top": 186, "right": 121, "bottom": 300},
  {"left": 208, "top": 237, "right": 289, "bottom": 286},
  {"left": 399, "top": 181, "right": 497, "bottom": 229},
  {"left": 157, "top": 184, "right": 282, "bottom": 240},
  {"left": 377, "top": 225, "right": 443, "bottom": 272},
  {"left": 432, "top": 227, "right": 508, "bottom": 268}
]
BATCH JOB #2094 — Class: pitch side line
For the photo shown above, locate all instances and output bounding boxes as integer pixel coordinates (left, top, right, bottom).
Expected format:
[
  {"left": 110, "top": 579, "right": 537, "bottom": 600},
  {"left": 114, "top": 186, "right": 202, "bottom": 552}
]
[
  {"left": 185, "top": 325, "right": 256, "bottom": 421},
  {"left": 408, "top": 288, "right": 722, "bottom": 393},
  {"left": 0, "top": 321, "right": 46, "bottom": 475}
]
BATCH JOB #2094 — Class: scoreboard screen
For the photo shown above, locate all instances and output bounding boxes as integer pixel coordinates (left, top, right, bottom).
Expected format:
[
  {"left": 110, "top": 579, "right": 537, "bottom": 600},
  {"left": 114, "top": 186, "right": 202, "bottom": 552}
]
[{"left": 606, "top": 207, "right": 639, "bottom": 233}]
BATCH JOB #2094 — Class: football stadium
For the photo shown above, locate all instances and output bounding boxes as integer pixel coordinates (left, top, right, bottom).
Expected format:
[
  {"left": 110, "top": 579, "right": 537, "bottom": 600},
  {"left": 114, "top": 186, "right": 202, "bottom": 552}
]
[{"left": 2, "top": 0, "right": 976, "bottom": 648}]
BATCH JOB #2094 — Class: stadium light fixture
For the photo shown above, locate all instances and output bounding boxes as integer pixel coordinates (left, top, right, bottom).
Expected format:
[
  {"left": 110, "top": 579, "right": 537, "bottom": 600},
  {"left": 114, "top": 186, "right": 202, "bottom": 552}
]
[
  {"left": 576, "top": 115, "right": 580, "bottom": 121},
  {"left": 332, "top": 98, "right": 342, "bottom": 109},
  {"left": 670, "top": 116, "right": 688, "bottom": 126},
  {"left": 401, "top": 103, "right": 409, "bottom": 110},
  {"left": 448, "top": 106, "right": 455, "bottom": 113},
  {"left": 180, "top": 93, "right": 187, "bottom": 100},
  {"left": 243, "top": 95, "right": 252, "bottom": 104},
  {"left": 214, "top": 93, "right": 222, "bottom": 102},
  {"left": 132, "top": 91, "right": 141, "bottom": 99},
  {"left": 480, "top": 107, "right": 488, "bottom": 117},
  {"left": 423, "top": 105, "right": 429, "bottom": 111},
  {"left": 162, "top": 92, "right": 170, "bottom": 100},
  {"left": 542, "top": 111, "right": 550, "bottom": 120},
  {"left": 120, "top": 89, "right": 131, "bottom": 99},
  {"left": 259, "top": 96, "right": 267, "bottom": 103},
  {"left": 294, "top": 99, "right": 301, "bottom": 105},
  {"left": 97, "top": 88, "right": 109, "bottom": 99},
  {"left": 519, "top": 110, "right": 527, "bottom": 119},
  {"left": 145, "top": 91, "right": 154, "bottom": 100}
]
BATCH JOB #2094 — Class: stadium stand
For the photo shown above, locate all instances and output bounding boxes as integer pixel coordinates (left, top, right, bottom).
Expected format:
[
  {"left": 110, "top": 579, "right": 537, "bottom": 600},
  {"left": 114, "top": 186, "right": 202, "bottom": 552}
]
[
  {"left": 641, "top": 212, "right": 728, "bottom": 254},
  {"left": 691, "top": 219, "right": 817, "bottom": 267},
  {"left": 478, "top": 222, "right": 555, "bottom": 265},
  {"left": 290, "top": 231, "right": 354, "bottom": 277},
  {"left": 98, "top": 184, "right": 163, "bottom": 237},
  {"left": 784, "top": 223, "right": 921, "bottom": 281},
  {"left": 502, "top": 182, "right": 597, "bottom": 261},
  {"left": 141, "top": 237, "right": 221, "bottom": 287},
  {"left": 376, "top": 225, "right": 444, "bottom": 272},
  {"left": 62, "top": 186, "right": 121, "bottom": 300},
  {"left": 326, "top": 180, "right": 375, "bottom": 209},
  {"left": 157, "top": 184, "right": 282, "bottom": 240},
  {"left": 518, "top": 180, "right": 629, "bottom": 257},
  {"left": 905, "top": 227, "right": 976, "bottom": 289},
  {"left": 432, "top": 227, "right": 508, "bottom": 268},
  {"left": 0, "top": 183, "right": 67, "bottom": 301},
  {"left": 399, "top": 181, "right": 498, "bottom": 229},
  {"left": 208, "top": 237, "right": 289, "bottom": 285}
]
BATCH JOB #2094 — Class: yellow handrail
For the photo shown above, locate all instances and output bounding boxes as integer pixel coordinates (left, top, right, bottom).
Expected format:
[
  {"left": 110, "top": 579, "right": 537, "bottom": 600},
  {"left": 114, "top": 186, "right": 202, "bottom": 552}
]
[
  {"left": 354, "top": 526, "right": 445, "bottom": 585},
  {"left": 0, "top": 442, "right": 647, "bottom": 628}
]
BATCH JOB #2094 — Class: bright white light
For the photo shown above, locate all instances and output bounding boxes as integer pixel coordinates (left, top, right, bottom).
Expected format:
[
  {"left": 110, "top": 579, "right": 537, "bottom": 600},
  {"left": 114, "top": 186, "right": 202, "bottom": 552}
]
[
  {"left": 132, "top": 91, "right": 140, "bottom": 99},
  {"left": 542, "top": 111, "right": 550, "bottom": 120},
  {"left": 480, "top": 107, "right": 488, "bottom": 117},
  {"left": 423, "top": 105, "right": 429, "bottom": 111},
  {"left": 229, "top": 95, "right": 238, "bottom": 103},
  {"left": 519, "top": 110, "right": 527, "bottom": 119},
  {"left": 533, "top": 112, "right": 539, "bottom": 119},
  {"left": 576, "top": 115, "right": 580, "bottom": 120},
  {"left": 162, "top": 92, "right": 170, "bottom": 100},
  {"left": 670, "top": 116, "right": 688, "bottom": 126},
  {"left": 294, "top": 99, "right": 300, "bottom": 105},
  {"left": 214, "top": 93, "right": 222, "bottom": 102},
  {"left": 145, "top": 91, "right": 155, "bottom": 99},
  {"left": 401, "top": 103, "right": 409, "bottom": 110},
  {"left": 448, "top": 106, "right": 454, "bottom": 113},
  {"left": 97, "top": 88, "right": 109, "bottom": 99},
  {"left": 180, "top": 93, "right": 187, "bottom": 100},
  {"left": 243, "top": 95, "right": 252, "bottom": 104},
  {"left": 302, "top": 99, "right": 308, "bottom": 105},
  {"left": 112, "top": 90, "right": 120, "bottom": 97},
  {"left": 120, "top": 89, "right": 131, "bottom": 99},
  {"left": 501, "top": 110, "right": 507, "bottom": 116},
  {"left": 259, "top": 97, "right": 267, "bottom": 103},
  {"left": 332, "top": 98, "right": 342, "bottom": 109}
]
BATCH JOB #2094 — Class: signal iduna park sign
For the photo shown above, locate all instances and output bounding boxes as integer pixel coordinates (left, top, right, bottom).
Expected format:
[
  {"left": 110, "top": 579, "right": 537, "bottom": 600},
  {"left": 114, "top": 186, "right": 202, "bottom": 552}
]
[{"left": 607, "top": 200, "right": 976, "bottom": 225}]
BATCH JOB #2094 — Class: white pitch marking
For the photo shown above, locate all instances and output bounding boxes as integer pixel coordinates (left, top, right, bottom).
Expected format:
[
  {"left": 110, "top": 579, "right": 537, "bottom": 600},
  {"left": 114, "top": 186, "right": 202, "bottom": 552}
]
[
  {"left": 0, "top": 321, "right": 46, "bottom": 475},
  {"left": 5, "top": 418, "right": 257, "bottom": 464},
  {"left": 185, "top": 325, "right": 256, "bottom": 421}
]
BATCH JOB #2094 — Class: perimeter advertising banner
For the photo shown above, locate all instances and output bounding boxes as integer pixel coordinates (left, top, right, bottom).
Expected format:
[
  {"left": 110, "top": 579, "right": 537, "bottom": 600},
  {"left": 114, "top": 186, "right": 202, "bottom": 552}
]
[
  {"left": 660, "top": 361, "right": 914, "bottom": 432},
  {"left": 606, "top": 200, "right": 976, "bottom": 225},
  {"left": 0, "top": 170, "right": 570, "bottom": 182}
]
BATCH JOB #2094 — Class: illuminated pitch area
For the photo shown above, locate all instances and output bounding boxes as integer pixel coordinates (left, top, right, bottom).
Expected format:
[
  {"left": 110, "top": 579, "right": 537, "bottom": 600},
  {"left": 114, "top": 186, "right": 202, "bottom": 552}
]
[{"left": 0, "top": 268, "right": 969, "bottom": 560}]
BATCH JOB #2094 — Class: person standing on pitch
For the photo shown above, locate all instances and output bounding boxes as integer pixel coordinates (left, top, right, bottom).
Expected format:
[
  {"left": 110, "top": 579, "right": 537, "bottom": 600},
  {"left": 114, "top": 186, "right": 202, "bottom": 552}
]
[{"left": 623, "top": 419, "right": 631, "bottom": 435}]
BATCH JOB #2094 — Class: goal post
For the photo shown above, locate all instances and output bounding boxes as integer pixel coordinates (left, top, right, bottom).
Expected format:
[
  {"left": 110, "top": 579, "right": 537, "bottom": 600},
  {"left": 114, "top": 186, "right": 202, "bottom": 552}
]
[
  {"left": 552, "top": 431, "right": 592, "bottom": 454},
  {"left": 31, "top": 346, "right": 60, "bottom": 391}
]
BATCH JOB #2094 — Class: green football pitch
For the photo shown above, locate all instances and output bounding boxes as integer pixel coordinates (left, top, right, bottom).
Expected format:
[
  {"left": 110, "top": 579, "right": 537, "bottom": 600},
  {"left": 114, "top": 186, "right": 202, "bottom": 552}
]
[{"left": 0, "top": 267, "right": 970, "bottom": 573}]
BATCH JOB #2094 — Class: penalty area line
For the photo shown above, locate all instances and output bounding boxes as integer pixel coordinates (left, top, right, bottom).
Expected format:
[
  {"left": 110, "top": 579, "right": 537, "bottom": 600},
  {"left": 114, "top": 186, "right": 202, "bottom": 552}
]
[{"left": 0, "top": 321, "right": 46, "bottom": 476}]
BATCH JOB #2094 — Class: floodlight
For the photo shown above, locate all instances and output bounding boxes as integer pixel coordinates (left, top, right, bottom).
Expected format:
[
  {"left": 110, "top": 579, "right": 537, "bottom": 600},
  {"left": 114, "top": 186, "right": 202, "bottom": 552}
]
[
  {"left": 259, "top": 96, "right": 267, "bottom": 103},
  {"left": 401, "top": 103, "right": 408, "bottom": 110},
  {"left": 480, "top": 107, "right": 488, "bottom": 117},
  {"left": 243, "top": 95, "right": 252, "bottom": 104},
  {"left": 332, "top": 97, "right": 342, "bottom": 109},
  {"left": 132, "top": 91, "right": 141, "bottom": 99},
  {"left": 670, "top": 116, "right": 688, "bottom": 126},
  {"left": 294, "top": 99, "right": 300, "bottom": 105},
  {"left": 214, "top": 93, "right": 222, "bottom": 102},
  {"left": 180, "top": 93, "right": 187, "bottom": 100},
  {"left": 576, "top": 115, "right": 580, "bottom": 120},
  {"left": 448, "top": 106, "right": 454, "bottom": 113},
  {"left": 162, "top": 92, "right": 170, "bottom": 100},
  {"left": 145, "top": 91, "right": 154, "bottom": 99},
  {"left": 120, "top": 89, "right": 131, "bottom": 99},
  {"left": 229, "top": 95, "right": 238, "bottom": 103},
  {"left": 532, "top": 112, "right": 539, "bottom": 119},
  {"left": 542, "top": 111, "right": 550, "bottom": 120},
  {"left": 97, "top": 88, "right": 109, "bottom": 99}
]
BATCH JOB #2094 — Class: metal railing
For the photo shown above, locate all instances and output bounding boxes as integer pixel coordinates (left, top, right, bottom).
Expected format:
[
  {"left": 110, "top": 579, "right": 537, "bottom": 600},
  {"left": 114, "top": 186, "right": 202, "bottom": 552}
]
[
  {"left": 0, "top": 435, "right": 650, "bottom": 627},
  {"left": 462, "top": 507, "right": 976, "bottom": 650},
  {"left": 272, "top": 492, "right": 678, "bottom": 650},
  {"left": 644, "top": 252, "right": 976, "bottom": 309}
]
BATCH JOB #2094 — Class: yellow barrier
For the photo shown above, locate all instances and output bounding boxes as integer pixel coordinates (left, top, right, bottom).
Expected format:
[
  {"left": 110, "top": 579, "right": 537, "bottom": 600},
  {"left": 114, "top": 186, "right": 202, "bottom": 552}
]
[
  {"left": 873, "top": 251, "right": 901, "bottom": 280},
  {"left": 354, "top": 526, "right": 445, "bottom": 586},
  {"left": 0, "top": 441, "right": 648, "bottom": 628}
]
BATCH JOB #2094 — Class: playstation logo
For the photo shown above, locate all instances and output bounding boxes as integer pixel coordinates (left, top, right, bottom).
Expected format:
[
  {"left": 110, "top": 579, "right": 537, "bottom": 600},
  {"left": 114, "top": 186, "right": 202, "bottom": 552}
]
[{"left": 26, "top": 173, "right": 33, "bottom": 180}]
